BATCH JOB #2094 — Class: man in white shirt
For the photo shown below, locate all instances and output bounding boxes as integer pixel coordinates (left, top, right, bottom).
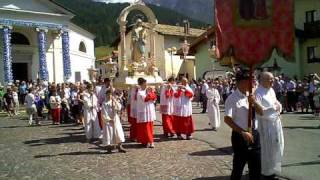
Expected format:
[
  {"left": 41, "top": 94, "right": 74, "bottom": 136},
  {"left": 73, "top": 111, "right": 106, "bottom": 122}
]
[
  {"left": 255, "top": 72, "right": 284, "bottom": 180},
  {"left": 224, "top": 69, "right": 263, "bottom": 180}
]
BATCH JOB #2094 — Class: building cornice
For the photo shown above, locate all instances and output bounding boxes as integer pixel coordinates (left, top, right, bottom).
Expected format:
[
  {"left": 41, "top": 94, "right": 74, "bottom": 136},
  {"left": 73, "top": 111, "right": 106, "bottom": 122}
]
[{"left": 0, "top": 8, "right": 73, "bottom": 19}]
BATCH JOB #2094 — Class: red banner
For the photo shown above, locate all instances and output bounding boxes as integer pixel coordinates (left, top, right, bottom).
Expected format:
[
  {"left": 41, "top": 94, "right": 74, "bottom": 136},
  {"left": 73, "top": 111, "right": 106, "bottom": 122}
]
[{"left": 215, "top": 0, "right": 294, "bottom": 65}]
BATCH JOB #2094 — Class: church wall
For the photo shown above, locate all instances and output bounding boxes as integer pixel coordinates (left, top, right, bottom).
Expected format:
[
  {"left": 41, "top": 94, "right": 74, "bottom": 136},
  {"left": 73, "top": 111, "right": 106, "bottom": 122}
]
[
  {"left": 68, "top": 28, "right": 95, "bottom": 82},
  {"left": 300, "top": 38, "right": 320, "bottom": 76},
  {"left": 194, "top": 43, "right": 229, "bottom": 80},
  {"left": 294, "top": 0, "right": 320, "bottom": 30}
]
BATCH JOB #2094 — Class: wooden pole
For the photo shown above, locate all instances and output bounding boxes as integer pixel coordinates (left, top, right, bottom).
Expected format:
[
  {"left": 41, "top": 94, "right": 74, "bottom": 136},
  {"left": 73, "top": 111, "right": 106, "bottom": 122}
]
[{"left": 248, "top": 65, "right": 253, "bottom": 134}]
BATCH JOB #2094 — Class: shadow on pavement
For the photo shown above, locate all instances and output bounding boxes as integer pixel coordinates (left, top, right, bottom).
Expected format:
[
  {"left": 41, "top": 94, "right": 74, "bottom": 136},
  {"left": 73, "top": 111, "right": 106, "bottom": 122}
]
[
  {"left": 63, "top": 127, "right": 84, "bottom": 131},
  {"left": 23, "top": 134, "right": 87, "bottom": 146},
  {"left": 189, "top": 146, "right": 232, "bottom": 156},
  {"left": 195, "top": 128, "right": 216, "bottom": 132},
  {"left": 193, "top": 174, "right": 248, "bottom": 180},
  {"left": 34, "top": 151, "right": 106, "bottom": 158},
  {"left": 0, "top": 123, "right": 52, "bottom": 129},
  {"left": 283, "top": 126, "right": 320, "bottom": 129},
  {"left": 282, "top": 160, "right": 320, "bottom": 167},
  {"left": 0, "top": 125, "right": 29, "bottom": 129},
  {"left": 58, "top": 131, "right": 84, "bottom": 136},
  {"left": 48, "top": 123, "right": 77, "bottom": 128},
  {"left": 298, "top": 116, "right": 319, "bottom": 120}
]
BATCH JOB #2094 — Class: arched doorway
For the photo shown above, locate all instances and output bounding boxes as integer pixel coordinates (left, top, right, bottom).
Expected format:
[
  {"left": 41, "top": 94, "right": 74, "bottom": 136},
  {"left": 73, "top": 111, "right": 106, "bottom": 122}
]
[{"left": 11, "top": 32, "right": 33, "bottom": 82}]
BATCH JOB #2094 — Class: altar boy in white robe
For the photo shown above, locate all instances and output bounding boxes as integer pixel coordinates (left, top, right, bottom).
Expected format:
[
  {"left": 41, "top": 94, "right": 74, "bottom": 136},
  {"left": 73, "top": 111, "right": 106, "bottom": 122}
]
[
  {"left": 83, "top": 84, "right": 101, "bottom": 142},
  {"left": 128, "top": 85, "right": 139, "bottom": 141},
  {"left": 206, "top": 80, "right": 221, "bottom": 130},
  {"left": 255, "top": 72, "right": 284, "bottom": 179},
  {"left": 101, "top": 89, "right": 126, "bottom": 153},
  {"left": 160, "top": 77, "right": 175, "bottom": 137},
  {"left": 173, "top": 78, "right": 195, "bottom": 140},
  {"left": 136, "top": 78, "right": 157, "bottom": 148}
]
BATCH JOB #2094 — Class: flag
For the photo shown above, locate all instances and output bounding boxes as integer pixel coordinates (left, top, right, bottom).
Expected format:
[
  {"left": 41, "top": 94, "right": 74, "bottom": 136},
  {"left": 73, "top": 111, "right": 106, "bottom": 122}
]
[{"left": 215, "top": 0, "right": 294, "bottom": 65}]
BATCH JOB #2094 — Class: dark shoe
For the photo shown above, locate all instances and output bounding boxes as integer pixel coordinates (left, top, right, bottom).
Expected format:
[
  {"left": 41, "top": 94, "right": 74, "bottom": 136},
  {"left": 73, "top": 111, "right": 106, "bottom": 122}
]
[
  {"left": 106, "top": 146, "right": 113, "bottom": 154},
  {"left": 177, "top": 135, "right": 184, "bottom": 140},
  {"left": 262, "top": 174, "right": 279, "bottom": 180},
  {"left": 149, "top": 143, "right": 155, "bottom": 148},
  {"left": 118, "top": 144, "right": 126, "bottom": 153},
  {"left": 186, "top": 136, "right": 193, "bottom": 140}
]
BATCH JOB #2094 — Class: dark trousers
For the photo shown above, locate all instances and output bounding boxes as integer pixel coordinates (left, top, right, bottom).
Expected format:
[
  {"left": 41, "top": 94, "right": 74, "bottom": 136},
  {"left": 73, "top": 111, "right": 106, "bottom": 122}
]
[
  {"left": 222, "top": 94, "right": 228, "bottom": 103},
  {"left": 309, "top": 93, "right": 315, "bottom": 111},
  {"left": 287, "top": 91, "right": 296, "bottom": 111},
  {"left": 201, "top": 95, "right": 207, "bottom": 113},
  {"left": 231, "top": 130, "right": 261, "bottom": 180}
]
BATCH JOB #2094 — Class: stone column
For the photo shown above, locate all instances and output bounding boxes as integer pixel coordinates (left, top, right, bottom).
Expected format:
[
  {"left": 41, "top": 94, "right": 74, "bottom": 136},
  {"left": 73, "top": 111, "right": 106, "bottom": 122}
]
[
  {"left": 149, "top": 24, "right": 156, "bottom": 66},
  {"left": 119, "top": 21, "right": 127, "bottom": 71},
  {"left": 1, "top": 25, "right": 13, "bottom": 85},
  {"left": 61, "top": 30, "right": 71, "bottom": 82},
  {"left": 36, "top": 28, "right": 49, "bottom": 81}
]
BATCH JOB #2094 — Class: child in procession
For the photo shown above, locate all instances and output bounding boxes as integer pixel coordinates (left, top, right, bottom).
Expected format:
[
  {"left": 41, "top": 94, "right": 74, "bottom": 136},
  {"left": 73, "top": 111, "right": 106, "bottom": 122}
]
[{"left": 101, "top": 89, "right": 126, "bottom": 153}]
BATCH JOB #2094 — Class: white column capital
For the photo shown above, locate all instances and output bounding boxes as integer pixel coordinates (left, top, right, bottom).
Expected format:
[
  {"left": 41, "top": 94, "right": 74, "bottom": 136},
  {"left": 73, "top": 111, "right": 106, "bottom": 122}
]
[
  {"left": 0, "top": 25, "right": 13, "bottom": 30},
  {"left": 36, "top": 27, "right": 48, "bottom": 33}
]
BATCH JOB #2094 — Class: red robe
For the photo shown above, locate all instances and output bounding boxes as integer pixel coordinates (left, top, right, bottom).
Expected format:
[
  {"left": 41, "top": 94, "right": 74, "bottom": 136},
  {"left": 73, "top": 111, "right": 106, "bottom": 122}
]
[
  {"left": 136, "top": 90, "right": 157, "bottom": 144},
  {"left": 160, "top": 87, "right": 175, "bottom": 135},
  {"left": 173, "top": 86, "right": 195, "bottom": 135}
]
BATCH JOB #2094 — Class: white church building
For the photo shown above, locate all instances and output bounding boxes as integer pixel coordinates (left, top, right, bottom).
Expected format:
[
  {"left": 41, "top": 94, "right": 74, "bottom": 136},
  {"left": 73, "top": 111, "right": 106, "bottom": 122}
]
[{"left": 0, "top": 0, "right": 95, "bottom": 85}]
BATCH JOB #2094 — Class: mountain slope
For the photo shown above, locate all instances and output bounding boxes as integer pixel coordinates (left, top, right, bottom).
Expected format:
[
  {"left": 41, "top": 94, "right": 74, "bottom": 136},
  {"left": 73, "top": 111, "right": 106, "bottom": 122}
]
[
  {"left": 143, "top": 0, "right": 214, "bottom": 24},
  {"left": 54, "top": 0, "right": 207, "bottom": 47}
]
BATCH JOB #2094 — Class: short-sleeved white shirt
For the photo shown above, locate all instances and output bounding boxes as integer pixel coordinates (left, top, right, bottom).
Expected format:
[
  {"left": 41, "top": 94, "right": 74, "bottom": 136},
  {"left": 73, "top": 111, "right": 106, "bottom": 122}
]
[{"left": 224, "top": 89, "right": 253, "bottom": 131}]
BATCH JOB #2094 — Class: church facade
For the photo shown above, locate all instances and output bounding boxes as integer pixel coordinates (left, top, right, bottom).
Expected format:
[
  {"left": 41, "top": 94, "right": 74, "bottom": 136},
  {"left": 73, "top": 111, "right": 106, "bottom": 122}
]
[{"left": 0, "top": 0, "right": 95, "bottom": 85}]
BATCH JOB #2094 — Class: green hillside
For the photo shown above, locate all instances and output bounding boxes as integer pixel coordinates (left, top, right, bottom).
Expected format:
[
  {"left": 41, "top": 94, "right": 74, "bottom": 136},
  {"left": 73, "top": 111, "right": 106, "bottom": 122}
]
[{"left": 54, "top": 0, "right": 207, "bottom": 47}]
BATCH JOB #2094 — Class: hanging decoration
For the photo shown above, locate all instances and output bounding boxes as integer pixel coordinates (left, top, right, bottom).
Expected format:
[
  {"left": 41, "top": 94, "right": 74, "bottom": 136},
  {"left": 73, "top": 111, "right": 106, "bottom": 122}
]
[
  {"left": 1, "top": 26, "right": 13, "bottom": 84},
  {"left": 215, "top": 0, "right": 294, "bottom": 65},
  {"left": 37, "top": 28, "right": 49, "bottom": 81},
  {"left": 62, "top": 31, "right": 71, "bottom": 81},
  {"left": 215, "top": 0, "right": 294, "bottom": 132}
]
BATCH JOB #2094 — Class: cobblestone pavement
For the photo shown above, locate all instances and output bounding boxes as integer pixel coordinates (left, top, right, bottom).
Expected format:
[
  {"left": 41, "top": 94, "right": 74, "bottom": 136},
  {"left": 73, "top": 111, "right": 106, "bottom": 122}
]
[{"left": 0, "top": 111, "right": 233, "bottom": 180}]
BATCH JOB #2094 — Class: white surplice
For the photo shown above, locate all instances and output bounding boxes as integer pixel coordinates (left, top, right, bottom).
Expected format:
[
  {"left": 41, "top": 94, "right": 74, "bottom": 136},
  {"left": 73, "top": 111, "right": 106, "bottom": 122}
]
[
  {"left": 173, "top": 85, "right": 193, "bottom": 117},
  {"left": 83, "top": 92, "right": 101, "bottom": 139},
  {"left": 255, "top": 86, "right": 284, "bottom": 176},
  {"left": 136, "top": 89, "right": 156, "bottom": 123},
  {"left": 160, "top": 85, "right": 174, "bottom": 115},
  {"left": 101, "top": 99, "right": 125, "bottom": 145},
  {"left": 206, "top": 87, "right": 221, "bottom": 129},
  {"left": 130, "top": 87, "right": 138, "bottom": 119}
]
